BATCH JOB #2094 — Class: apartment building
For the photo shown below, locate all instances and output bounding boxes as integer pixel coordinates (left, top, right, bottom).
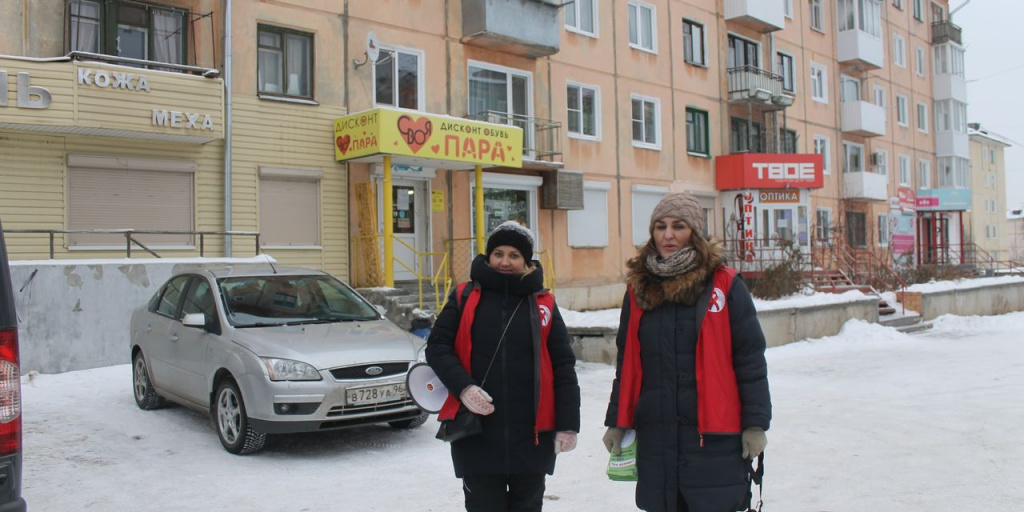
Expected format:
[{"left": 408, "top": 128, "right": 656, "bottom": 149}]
[
  {"left": 1010, "top": 205, "right": 1024, "bottom": 264},
  {"left": 966, "top": 123, "right": 1011, "bottom": 262}
]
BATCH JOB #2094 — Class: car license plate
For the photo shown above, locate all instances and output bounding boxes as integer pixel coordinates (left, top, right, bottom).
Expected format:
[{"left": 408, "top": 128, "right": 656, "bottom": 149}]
[{"left": 345, "top": 383, "right": 406, "bottom": 405}]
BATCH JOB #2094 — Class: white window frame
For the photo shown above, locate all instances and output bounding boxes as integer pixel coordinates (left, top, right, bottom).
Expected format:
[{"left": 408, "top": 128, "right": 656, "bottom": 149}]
[
  {"left": 627, "top": 1, "right": 657, "bottom": 53},
  {"left": 878, "top": 213, "right": 890, "bottom": 247},
  {"left": 810, "top": 62, "right": 828, "bottom": 104},
  {"left": 899, "top": 154, "right": 911, "bottom": 186},
  {"left": 916, "top": 101, "right": 928, "bottom": 133},
  {"left": 843, "top": 141, "right": 865, "bottom": 174},
  {"left": 259, "top": 166, "right": 323, "bottom": 249},
  {"left": 631, "top": 185, "right": 668, "bottom": 246},
  {"left": 630, "top": 93, "right": 661, "bottom": 150},
  {"left": 875, "top": 149, "right": 889, "bottom": 175},
  {"left": 784, "top": 0, "right": 794, "bottom": 18},
  {"left": 567, "top": 180, "right": 611, "bottom": 247},
  {"left": 896, "top": 94, "right": 909, "bottom": 126},
  {"left": 682, "top": 18, "right": 707, "bottom": 67},
  {"left": 566, "top": 81, "right": 601, "bottom": 141},
  {"left": 814, "top": 135, "right": 831, "bottom": 175},
  {"left": 467, "top": 60, "right": 535, "bottom": 158},
  {"left": 893, "top": 33, "right": 906, "bottom": 68},
  {"left": 564, "top": 0, "right": 598, "bottom": 37},
  {"left": 915, "top": 45, "right": 926, "bottom": 76},
  {"left": 469, "top": 173, "right": 543, "bottom": 252},
  {"left": 816, "top": 207, "right": 833, "bottom": 240},
  {"left": 373, "top": 44, "right": 426, "bottom": 111},
  {"left": 873, "top": 84, "right": 886, "bottom": 121},
  {"left": 918, "top": 159, "right": 931, "bottom": 188},
  {"left": 810, "top": 0, "right": 825, "bottom": 32}
]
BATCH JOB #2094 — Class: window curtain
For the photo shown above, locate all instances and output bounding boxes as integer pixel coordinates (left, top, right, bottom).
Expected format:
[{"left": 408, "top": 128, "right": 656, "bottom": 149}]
[
  {"left": 153, "top": 10, "right": 183, "bottom": 65},
  {"left": 468, "top": 67, "right": 508, "bottom": 119},
  {"left": 285, "top": 34, "right": 310, "bottom": 96},
  {"left": 70, "top": 0, "right": 100, "bottom": 52}
]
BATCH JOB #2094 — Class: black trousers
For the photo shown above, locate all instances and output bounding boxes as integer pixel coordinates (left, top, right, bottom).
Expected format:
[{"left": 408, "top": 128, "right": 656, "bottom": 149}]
[{"left": 462, "top": 473, "right": 546, "bottom": 512}]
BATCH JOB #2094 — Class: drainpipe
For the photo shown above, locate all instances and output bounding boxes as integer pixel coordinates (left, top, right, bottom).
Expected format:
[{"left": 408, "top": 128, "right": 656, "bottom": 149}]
[{"left": 223, "top": 0, "right": 233, "bottom": 256}]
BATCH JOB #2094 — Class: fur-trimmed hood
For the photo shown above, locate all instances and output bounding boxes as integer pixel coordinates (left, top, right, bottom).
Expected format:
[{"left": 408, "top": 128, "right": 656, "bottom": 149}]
[{"left": 626, "top": 239, "right": 726, "bottom": 311}]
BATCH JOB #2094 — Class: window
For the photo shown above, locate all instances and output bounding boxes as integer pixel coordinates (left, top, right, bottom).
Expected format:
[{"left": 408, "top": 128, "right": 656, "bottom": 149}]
[
  {"left": 875, "top": 149, "right": 888, "bottom": 175},
  {"left": 728, "top": 35, "right": 759, "bottom": 68},
  {"left": 878, "top": 214, "right": 890, "bottom": 247},
  {"left": 843, "top": 142, "right": 865, "bottom": 173},
  {"left": 565, "top": 0, "right": 597, "bottom": 36},
  {"left": 873, "top": 85, "right": 886, "bottom": 119},
  {"left": 838, "top": 0, "right": 882, "bottom": 37},
  {"left": 469, "top": 62, "right": 534, "bottom": 156},
  {"left": 846, "top": 211, "right": 867, "bottom": 248},
  {"left": 899, "top": 154, "right": 911, "bottom": 185},
  {"left": 683, "top": 19, "right": 706, "bottom": 66},
  {"left": 258, "top": 26, "right": 313, "bottom": 98},
  {"left": 632, "top": 186, "right": 668, "bottom": 245},
  {"left": 814, "top": 135, "right": 831, "bottom": 174},
  {"left": 934, "top": 100, "right": 965, "bottom": 134},
  {"left": 156, "top": 276, "right": 190, "bottom": 318},
  {"left": 935, "top": 100, "right": 950, "bottom": 132},
  {"left": 913, "top": 0, "right": 923, "bottom": 21},
  {"left": 470, "top": 173, "right": 541, "bottom": 251},
  {"left": 777, "top": 52, "right": 795, "bottom": 92},
  {"left": 816, "top": 208, "right": 832, "bottom": 240},
  {"left": 918, "top": 159, "right": 931, "bottom": 188},
  {"left": 841, "top": 75, "right": 862, "bottom": 103},
  {"left": 181, "top": 279, "right": 217, "bottom": 327},
  {"left": 631, "top": 94, "right": 660, "bottom": 149},
  {"left": 730, "top": 117, "right": 763, "bottom": 153},
  {"left": 892, "top": 34, "right": 909, "bottom": 68},
  {"left": 685, "top": 108, "right": 709, "bottom": 156},
  {"left": 782, "top": 129, "right": 798, "bottom": 153},
  {"left": 893, "top": 0, "right": 903, "bottom": 9},
  {"left": 810, "top": 63, "right": 828, "bottom": 103},
  {"left": 784, "top": 0, "right": 793, "bottom": 18},
  {"left": 567, "top": 82, "right": 600, "bottom": 139},
  {"left": 915, "top": 46, "right": 926, "bottom": 76},
  {"left": 374, "top": 47, "right": 422, "bottom": 110},
  {"left": 628, "top": 1, "right": 656, "bottom": 52},
  {"left": 259, "top": 168, "right": 322, "bottom": 247},
  {"left": 67, "top": 0, "right": 186, "bottom": 67},
  {"left": 990, "top": 148, "right": 997, "bottom": 164},
  {"left": 916, "top": 102, "right": 928, "bottom": 132},
  {"left": 937, "top": 157, "right": 969, "bottom": 188},
  {"left": 67, "top": 155, "right": 194, "bottom": 248},
  {"left": 810, "top": 0, "right": 824, "bottom": 32},
  {"left": 568, "top": 181, "right": 610, "bottom": 247},
  {"left": 933, "top": 44, "right": 966, "bottom": 79},
  {"left": 896, "top": 94, "right": 908, "bottom": 126}
]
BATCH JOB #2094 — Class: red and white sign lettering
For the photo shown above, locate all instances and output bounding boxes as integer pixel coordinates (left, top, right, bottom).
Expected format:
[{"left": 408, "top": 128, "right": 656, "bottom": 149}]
[{"left": 715, "top": 153, "right": 825, "bottom": 190}]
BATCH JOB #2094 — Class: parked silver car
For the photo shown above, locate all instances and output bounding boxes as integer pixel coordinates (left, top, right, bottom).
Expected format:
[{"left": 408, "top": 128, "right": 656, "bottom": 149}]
[{"left": 129, "top": 265, "right": 427, "bottom": 454}]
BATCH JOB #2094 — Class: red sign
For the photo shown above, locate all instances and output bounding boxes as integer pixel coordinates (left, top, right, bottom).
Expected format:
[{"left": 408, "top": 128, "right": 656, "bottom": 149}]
[
  {"left": 897, "top": 187, "right": 916, "bottom": 211},
  {"left": 917, "top": 197, "right": 939, "bottom": 208},
  {"left": 715, "top": 153, "right": 825, "bottom": 190}
]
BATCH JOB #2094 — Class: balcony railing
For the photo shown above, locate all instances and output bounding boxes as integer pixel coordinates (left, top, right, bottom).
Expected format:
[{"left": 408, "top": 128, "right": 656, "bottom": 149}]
[
  {"left": 68, "top": 51, "right": 220, "bottom": 77},
  {"left": 465, "top": 110, "right": 562, "bottom": 163},
  {"left": 931, "top": 20, "right": 962, "bottom": 46},
  {"left": 726, "top": 66, "right": 791, "bottom": 106}
]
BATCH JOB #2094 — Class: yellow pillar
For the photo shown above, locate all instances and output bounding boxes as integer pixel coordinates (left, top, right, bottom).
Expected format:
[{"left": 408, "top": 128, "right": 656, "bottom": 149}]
[
  {"left": 383, "top": 156, "right": 394, "bottom": 287},
  {"left": 475, "top": 165, "right": 485, "bottom": 255}
]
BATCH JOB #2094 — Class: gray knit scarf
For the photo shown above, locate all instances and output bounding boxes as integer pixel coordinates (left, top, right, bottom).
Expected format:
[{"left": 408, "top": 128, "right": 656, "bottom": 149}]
[{"left": 644, "top": 246, "right": 700, "bottom": 277}]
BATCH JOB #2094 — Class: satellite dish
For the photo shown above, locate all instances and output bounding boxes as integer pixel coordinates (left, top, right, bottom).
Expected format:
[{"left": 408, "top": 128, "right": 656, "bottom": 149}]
[
  {"left": 406, "top": 363, "right": 448, "bottom": 413},
  {"left": 366, "top": 31, "right": 381, "bottom": 63}
]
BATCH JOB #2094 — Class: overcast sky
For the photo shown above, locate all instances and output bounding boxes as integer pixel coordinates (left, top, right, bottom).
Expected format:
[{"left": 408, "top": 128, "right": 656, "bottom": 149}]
[{"left": 954, "top": 1, "right": 1024, "bottom": 209}]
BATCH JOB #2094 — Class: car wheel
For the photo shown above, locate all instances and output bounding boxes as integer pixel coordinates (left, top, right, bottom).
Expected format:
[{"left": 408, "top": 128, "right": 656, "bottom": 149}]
[
  {"left": 132, "top": 351, "right": 166, "bottom": 410},
  {"left": 388, "top": 412, "right": 429, "bottom": 429},
  {"left": 214, "top": 379, "right": 266, "bottom": 455}
]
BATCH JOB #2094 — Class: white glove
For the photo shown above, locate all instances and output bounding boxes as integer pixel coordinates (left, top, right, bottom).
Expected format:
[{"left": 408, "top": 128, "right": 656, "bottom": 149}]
[
  {"left": 554, "top": 431, "right": 577, "bottom": 454},
  {"left": 460, "top": 385, "right": 495, "bottom": 415}
]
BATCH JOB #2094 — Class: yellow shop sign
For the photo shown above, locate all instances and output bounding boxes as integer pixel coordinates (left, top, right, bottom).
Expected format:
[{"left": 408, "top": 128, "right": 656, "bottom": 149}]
[{"left": 333, "top": 108, "right": 523, "bottom": 168}]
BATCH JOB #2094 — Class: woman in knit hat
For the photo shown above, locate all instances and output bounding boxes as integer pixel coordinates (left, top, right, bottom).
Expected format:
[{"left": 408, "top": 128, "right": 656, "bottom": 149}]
[
  {"left": 602, "top": 192, "right": 772, "bottom": 512},
  {"left": 426, "top": 221, "right": 581, "bottom": 512}
]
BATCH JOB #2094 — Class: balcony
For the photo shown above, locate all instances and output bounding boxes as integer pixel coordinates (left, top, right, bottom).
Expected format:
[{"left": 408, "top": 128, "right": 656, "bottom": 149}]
[
  {"left": 843, "top": 171, "right": 888, "bottom": 201},
  {"left": 724, "top": 0, "right": 785, "bottom": 33},
  {"left": 461, "top": 0, "right": 560, "bottom": 58},
  {"left": 465, "top": 110, "right": 562, "bottom": 167},
  {"left": 936, "top": 131, "right": 970, "bottom": 159},
  {"left": 841, "top": 101, "right": 886, "bottom": 137},
  {"left": 934, "top": 72, "right": 968, "bottom": 102},
  {"left": 932, "top": 21, "right": 963, "bottom": 46},
  {"left": 837, "top": 29, "right": 884, "bottom": 70},
  {"left": 727, "top": 66, "right": 793, "bottom": 106}
]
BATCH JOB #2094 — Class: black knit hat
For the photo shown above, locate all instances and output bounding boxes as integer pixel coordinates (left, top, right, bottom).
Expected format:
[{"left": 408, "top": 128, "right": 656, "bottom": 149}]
[{"left": 485, "top": 221, "right": 535, "bottom": 262}]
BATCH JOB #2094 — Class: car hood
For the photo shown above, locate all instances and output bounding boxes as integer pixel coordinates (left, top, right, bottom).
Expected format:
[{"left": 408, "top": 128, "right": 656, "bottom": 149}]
[{"left": 230, "top": 320, "right": 425, "bottom": 369}]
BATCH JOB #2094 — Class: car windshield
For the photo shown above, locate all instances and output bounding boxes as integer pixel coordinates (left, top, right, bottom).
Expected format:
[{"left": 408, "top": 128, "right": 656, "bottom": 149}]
[{"left": 217, "top": 274, "right": 379, "bottom": 327}]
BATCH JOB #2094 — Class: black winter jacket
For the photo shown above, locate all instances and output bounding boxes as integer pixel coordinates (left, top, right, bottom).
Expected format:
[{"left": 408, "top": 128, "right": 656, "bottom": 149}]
[
  {"left": 604, "top": 242, "right": 771, "bottom": 512},
  {"left": 427, "top": 255, "right": 581, "bottom": 477}
]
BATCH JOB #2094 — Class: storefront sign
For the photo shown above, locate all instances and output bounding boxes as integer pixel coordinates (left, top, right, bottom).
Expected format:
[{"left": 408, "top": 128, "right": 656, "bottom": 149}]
[
  {"left": 432, "top": 190, "right": 445, "bottom": 212},
  {"left": 916, "top": 188, "right": 970, "bottom": 211},
  {"left": 0, "top": 70, "right": 52, "bottom": 109},
  {"left": 715, "top": 153, "right": 825, "bottom": 190},
  {"left": 758, "top": 190, "right": 800, "bottom": 203},
  {"left": 891, "top": 213, "right": 916, "bottom": 256},
  {"left": 77, "top": 68, "right": 151, "bottom": 92},
  {"left": 742, "top": 191, "right": 756, "bottom": 261},
  {"left": 333, "top": 108, "right": 524, "bottom": 168},
  {"left": 152, "top": 110, "right": 215, "bottom": 130},
  {"left": 897, "top": 187, "right": 917, "bottom": 212}
]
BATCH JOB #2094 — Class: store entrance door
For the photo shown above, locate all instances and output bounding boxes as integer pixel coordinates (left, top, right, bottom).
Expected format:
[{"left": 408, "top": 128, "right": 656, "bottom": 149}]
[{"left": 377, "top": 178, "right": 429, "bottom": 282}]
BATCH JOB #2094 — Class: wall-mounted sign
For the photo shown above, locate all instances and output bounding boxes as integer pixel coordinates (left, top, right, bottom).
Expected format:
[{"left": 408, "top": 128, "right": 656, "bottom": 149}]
[
  {"left": 0, "top": 71, "right": 52, "bottom": 109},
  {"left": 152, "top": 109, "right": 215, "bottom": 131},
  {"left": 758, "top": 190, "right": 800, "bottom": 203},
  {"left": 916, "top": 188, "right": 970, "bottom": 211},
  {"left": 432, "top": 190, "right": 445, "bottom": 212},
  {"left": 897, "top": 187, "right": 917, "bottom": 212},
  {"left": 77, "top": 68, "right": 151, "bottom": 92},
  {"left": 742, "top": 191, "right": 756, "bottom": 262},
  {"left": 715, "top": 153, "right": 825, "bottom": 190}
]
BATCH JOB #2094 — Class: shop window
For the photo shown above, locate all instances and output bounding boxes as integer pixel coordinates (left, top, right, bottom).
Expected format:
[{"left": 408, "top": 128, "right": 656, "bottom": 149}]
[
  {"left": 259, "top": 167, "right": 322, "bottom": 247},
  {"left": 258, "top": 25, "right": 313, "bottom": 98},
  {"left": 567, "top": 181, "right": 610, "bottom": 247},
  {"left": 470, "top": 173, "right": 541, "bottom": 252},
  {"left": 66, "top": 0, "right": 186, "bottom": 67},
  {"left": 375, "top": 47, "right": 422, "bottom": 110}
]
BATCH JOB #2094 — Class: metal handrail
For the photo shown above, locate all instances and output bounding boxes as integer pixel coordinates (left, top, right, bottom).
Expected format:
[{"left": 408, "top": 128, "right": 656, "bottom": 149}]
[
  {"left": 67, "top": 51, "right": 221, "bottom": 77},
  {"left": 464, "top": 110, "right": 563, "bottom": 162},
  {"left": 391, "top": 236, "right": 449, "bottom": 310},
  {"left": 1, "top": 228, "right": 260, "bottom": 259},
  {"left": 931, "top": 20, "right": 962, "bottom": 45},
  {"left": 726, "top": 65, "right": 784, "bottom": 96}
]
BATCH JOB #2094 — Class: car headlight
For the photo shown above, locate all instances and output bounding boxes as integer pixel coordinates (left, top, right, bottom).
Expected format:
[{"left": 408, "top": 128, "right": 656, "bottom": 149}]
[
  {"left": 260, "top": 358, "right": 322, "bottom": 381},
  {"left": 416, "top": 341, "right": 427, "bottom": 363}
]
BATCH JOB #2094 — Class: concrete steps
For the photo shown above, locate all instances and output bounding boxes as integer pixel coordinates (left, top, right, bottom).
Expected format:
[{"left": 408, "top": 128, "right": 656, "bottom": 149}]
[{"left": 878, "top": 313, "right": 933, "bottom": 334}]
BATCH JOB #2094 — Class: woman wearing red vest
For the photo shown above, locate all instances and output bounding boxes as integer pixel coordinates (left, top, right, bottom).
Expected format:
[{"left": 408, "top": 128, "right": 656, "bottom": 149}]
[
  {"left": 426, "top": 221, "right": 581, "bottom": 512},
  {"left": 602, "top": 193, "right": 772, "bottom": 512}
]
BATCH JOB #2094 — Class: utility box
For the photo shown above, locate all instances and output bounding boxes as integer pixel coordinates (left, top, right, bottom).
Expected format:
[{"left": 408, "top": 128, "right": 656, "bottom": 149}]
[{"left": 541, "top": 170, "right": 584, "bottom": 210}]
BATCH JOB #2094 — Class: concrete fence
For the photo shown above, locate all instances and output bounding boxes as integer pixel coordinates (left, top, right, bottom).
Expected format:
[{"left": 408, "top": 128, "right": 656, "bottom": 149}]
[{"left": 897, "top": 280, "right": 1024, "bottom": 321}]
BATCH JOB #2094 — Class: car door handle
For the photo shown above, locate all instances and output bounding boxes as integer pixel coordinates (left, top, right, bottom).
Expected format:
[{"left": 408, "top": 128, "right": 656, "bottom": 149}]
[
  {"left": 170, "top": 334, "right": 178, "bottom": 342},
  {"left": 146, "top": 325, "right": 152, "bottom": 333}
]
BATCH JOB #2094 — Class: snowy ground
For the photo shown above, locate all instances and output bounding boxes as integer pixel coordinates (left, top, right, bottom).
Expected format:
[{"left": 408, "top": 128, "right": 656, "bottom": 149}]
[{"left": 21, "top": 312, "right": 1024, "bottom": 511}]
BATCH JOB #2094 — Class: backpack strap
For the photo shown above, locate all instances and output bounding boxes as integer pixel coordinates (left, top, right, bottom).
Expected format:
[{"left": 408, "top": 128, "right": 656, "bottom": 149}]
[{"left": 455, "top": 281, "right": 475, "bottom": 311}]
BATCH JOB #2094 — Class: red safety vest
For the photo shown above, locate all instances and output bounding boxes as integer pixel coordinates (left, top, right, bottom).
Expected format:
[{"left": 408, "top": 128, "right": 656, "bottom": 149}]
[
  {"left": 438, "top": 282, "right": 557, "bottom": 441},
  {"left": 616, "top": 266, "right": 743, "bottom": 437}
]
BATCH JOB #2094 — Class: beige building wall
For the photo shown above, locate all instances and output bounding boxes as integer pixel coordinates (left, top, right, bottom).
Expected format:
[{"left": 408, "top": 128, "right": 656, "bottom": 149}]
[{"left": 968, "top": 131, "right": 1011, "bottom": 261}]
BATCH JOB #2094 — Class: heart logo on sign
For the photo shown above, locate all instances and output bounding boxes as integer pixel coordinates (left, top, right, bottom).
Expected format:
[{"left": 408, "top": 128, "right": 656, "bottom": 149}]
[
  {"left": 336, "top": 135, "right": 351, "bottom": 154},
  {"left": 397, "top": 115, "right": 433, "bottom": 154},
  {"left": 431, "top": 144, "right": 440, "bottom": 154}
]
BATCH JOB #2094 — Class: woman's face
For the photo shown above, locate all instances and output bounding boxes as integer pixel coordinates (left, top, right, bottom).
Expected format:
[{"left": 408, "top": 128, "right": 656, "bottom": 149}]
[
  {"left": 488, "top": 245, "right": 527, "bottom": 274},
  {"left": 652, "top": 217, "right": 693, "bottom": 258}
]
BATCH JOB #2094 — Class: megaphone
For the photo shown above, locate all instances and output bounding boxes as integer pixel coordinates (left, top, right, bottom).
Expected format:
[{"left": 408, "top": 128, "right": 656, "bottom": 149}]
[{"left": 406, "top": 363, "right": 449, "bottom": 413}]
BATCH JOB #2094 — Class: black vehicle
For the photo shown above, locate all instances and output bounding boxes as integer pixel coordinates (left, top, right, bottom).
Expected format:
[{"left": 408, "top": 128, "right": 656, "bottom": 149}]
[{"left": 0, "top": 220, "right": 26, "bottom": 511}]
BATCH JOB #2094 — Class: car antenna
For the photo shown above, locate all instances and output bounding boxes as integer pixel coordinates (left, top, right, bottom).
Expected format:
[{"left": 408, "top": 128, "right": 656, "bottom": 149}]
[{"left": 263, "top": 253, "right": 278, "bottom": 274}]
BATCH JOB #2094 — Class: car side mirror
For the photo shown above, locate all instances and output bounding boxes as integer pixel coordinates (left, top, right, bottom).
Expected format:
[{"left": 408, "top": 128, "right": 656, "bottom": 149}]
[
  {"left": 182, "top": 313, "right": 207, "bottom": 329},
  {"left": 374, "top": 305, "right": 387, "bottom": 316}
]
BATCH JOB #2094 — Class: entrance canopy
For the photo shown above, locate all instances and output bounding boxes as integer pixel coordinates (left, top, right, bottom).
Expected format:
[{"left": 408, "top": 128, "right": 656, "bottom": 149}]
[{"left": 334, "top": 107, "right": 524, "bottom": 169}]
